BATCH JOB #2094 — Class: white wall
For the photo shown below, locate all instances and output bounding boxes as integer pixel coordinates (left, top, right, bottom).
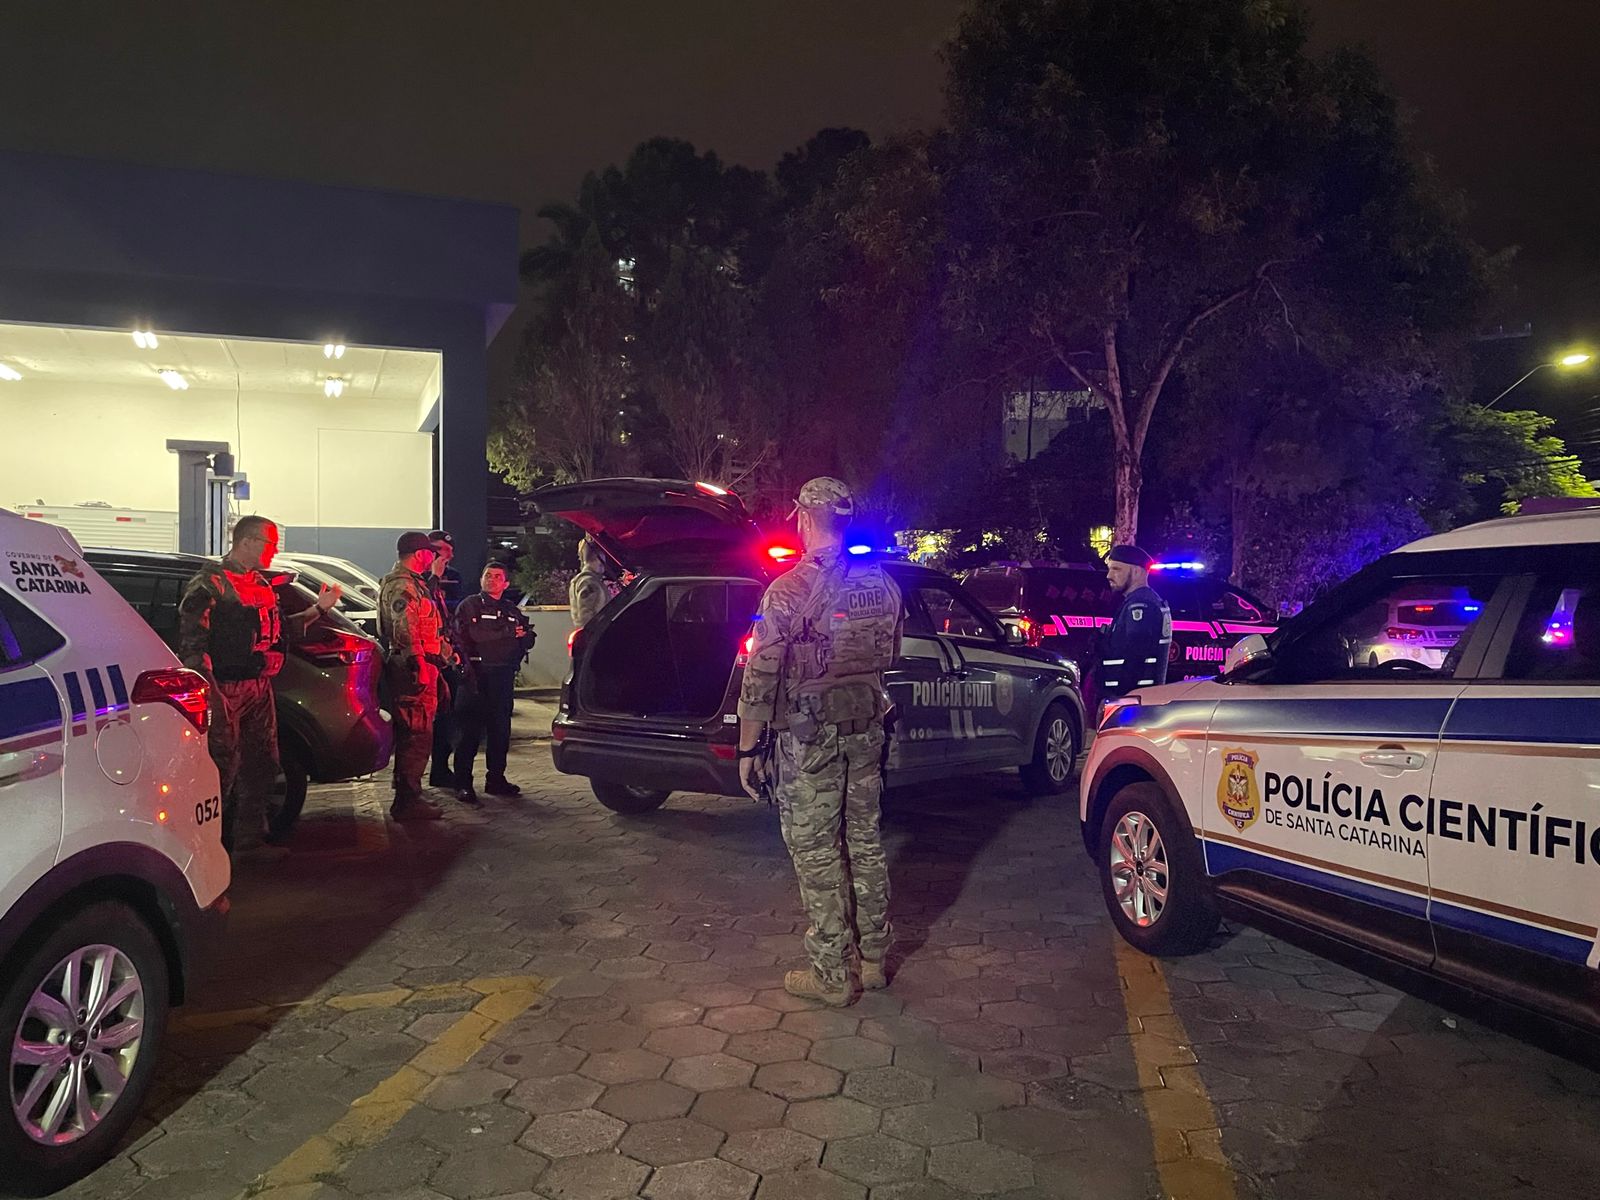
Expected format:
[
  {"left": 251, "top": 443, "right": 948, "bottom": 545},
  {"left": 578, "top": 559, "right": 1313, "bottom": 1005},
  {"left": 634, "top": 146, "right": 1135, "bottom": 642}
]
[{"left": 1, "top": 379, "right": 433, "bottom": 530}]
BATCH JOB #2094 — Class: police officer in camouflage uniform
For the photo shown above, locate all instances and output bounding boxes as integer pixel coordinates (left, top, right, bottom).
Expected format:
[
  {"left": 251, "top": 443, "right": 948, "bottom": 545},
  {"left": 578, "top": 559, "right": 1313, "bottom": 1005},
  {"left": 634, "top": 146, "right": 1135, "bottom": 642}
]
[
  {"left": 738, "top": 478, "right": 903, "bottom": 1006},
  {"left": 178, "top": 515, "right": 341, "bottom": 858},
  {"left": 569, "top": 537, "right": 609, "bottom": 629},
  {"left": 381, "top": 532, "right": 448, "bottom": 821},
  {"left": 1097, "top": 545, "right": 1173, "bottom": 710}
]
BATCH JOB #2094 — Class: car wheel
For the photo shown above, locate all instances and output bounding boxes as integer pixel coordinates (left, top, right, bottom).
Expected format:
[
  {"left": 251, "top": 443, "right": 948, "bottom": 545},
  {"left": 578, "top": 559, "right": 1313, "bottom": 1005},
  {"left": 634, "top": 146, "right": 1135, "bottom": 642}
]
[
  {"left": 0, "top": 902, "right": 170, "bottom": 1196},
  {"left": 1020, "top": 701, "right": 1078, "bottom": 795},
  {"left": 1097, "top": 783, "right": 1218, "bottom": 956},
  {"left": 271, "top": 739, "right": 312, "bottom": 842},
  {"left": 590, "top": 780, "right": 671, "bottom": 814}
]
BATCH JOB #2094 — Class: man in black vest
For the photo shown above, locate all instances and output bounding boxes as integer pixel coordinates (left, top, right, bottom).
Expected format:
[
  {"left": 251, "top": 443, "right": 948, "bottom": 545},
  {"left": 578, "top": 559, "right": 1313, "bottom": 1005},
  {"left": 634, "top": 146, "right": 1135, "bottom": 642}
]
[
  {"left": 1097, "top": 544, "right": 1172, "bottom": 709},
  {"left": 451, "top": 561, "right": 533, "bottom": 803}
]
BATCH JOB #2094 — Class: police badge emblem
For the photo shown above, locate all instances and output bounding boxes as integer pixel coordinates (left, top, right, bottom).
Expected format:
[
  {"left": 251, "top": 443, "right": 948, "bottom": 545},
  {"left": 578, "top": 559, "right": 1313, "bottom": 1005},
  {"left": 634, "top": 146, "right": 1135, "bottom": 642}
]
[
  {"left": 994, "top": 672, "right": 1014, "bottom": 717},
  {"left": 1216, "top": 748, "right": 1261, "bottom": 831}
]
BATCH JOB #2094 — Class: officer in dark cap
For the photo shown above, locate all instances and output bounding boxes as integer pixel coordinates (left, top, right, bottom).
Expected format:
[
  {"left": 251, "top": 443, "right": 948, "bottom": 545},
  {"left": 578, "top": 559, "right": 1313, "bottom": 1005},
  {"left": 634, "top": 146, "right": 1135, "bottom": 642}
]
[{"left": 1097, "top": 545, "right": 1172, "bottom": 709}]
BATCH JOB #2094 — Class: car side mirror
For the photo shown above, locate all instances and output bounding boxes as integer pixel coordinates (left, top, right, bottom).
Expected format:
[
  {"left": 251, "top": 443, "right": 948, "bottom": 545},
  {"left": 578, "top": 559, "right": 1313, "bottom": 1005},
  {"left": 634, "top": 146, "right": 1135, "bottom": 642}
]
[{"left": 1224, "top": 633, "right": 1270, "bottom": 678}]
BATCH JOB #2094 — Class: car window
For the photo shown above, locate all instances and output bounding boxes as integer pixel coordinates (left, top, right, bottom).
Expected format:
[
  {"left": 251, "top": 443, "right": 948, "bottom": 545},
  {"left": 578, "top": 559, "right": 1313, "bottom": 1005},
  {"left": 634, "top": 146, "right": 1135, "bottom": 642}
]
[
  {"left": 1500, "top": 571, "right": 1600, "bottom": 683},
  {"left": 1022, "top": 568, "right": 1116, "bottom": 617},
  {"left": 277, "top": 580, "right": 361, "bottom": 636},
  {"left": 0, "top": 589, "right": 66, "bottom": 668},
  {"left": 901, "top": 587, "right": 936, "bottom": 638},
  {"left": 963, "top": 573, "right": 1022, "bottom": 612},
  {"left": 1154, "top": 578, "right": 1197, "bottom": 621},
  {"left": 910, "top": 583, "right": 1001, "bottom": 644},
  {"left": 1266, "top": 573, "right": 1500, "bottom": 684},
  {"left": 99, "top": 569, "right": 160, "bottom": 622},
  {"left": 1188, "top": 579, "right": 1269, "bottom": 624}
]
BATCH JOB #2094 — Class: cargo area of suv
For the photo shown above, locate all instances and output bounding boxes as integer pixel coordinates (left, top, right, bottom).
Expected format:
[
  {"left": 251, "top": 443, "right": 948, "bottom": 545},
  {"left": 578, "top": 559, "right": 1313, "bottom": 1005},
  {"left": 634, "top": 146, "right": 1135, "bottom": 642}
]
[{"left": 583, "top": 578, "right": 764, "bottom": 721}]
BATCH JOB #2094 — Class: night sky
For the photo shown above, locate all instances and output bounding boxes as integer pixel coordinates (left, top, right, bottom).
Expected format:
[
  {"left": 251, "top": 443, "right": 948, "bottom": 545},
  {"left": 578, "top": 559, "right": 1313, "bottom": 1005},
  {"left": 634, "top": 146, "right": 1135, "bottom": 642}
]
[{"left": 3, "top": 1, "right": 1595, "bottom": 407}]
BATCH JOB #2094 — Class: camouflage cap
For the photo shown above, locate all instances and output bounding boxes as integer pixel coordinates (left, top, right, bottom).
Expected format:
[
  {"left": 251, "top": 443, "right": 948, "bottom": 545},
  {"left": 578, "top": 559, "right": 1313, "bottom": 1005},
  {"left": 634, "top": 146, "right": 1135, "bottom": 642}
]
[{"left": 791, "top": 476, "right": 854, "bottom": 517}]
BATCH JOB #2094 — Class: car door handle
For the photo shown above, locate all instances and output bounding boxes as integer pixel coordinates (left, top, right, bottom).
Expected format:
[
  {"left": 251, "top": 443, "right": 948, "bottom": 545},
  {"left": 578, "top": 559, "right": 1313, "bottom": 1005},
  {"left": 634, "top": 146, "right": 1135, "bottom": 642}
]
[{"left": 1359, "top": 749, "right": 1428, "bottom": 771}]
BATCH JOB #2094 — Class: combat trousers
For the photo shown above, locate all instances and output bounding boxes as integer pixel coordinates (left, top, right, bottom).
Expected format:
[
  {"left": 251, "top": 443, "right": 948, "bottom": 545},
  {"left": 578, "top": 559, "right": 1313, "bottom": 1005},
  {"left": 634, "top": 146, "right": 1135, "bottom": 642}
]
[
  {"left": 389, "top": 670, "right": 438, "bottom": 804},
  {"left": 429, "top": 670, "right": 457, "bottom": 781},
  {"left": 775, "top": 720, "right": 894, "bottom": 990},
  {"left": 208, "top": 676, "right": 279, "bottom": 854},
  {"left": 454, "top": 665, "right": 515, "bottom": 786}
]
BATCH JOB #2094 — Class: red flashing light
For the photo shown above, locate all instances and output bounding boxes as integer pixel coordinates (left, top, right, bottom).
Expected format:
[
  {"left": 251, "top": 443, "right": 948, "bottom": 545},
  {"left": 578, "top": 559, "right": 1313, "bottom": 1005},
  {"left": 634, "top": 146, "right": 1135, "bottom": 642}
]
[
  {"left": 696, "top": 481, "right": 731, "bottom": 497},
  {"left": 767, "top": 544, "right": 798, "bottom": 562},
  {"left": 132, "top": 668, "right": 210, "bottom": 733}
]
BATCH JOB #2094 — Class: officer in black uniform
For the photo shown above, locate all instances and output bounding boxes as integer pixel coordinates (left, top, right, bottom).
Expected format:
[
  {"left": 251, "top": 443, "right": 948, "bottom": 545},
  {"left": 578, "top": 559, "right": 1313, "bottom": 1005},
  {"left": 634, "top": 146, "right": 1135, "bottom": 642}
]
[
  {"left": 1097, "top": 544, "right": 1172, "bottom": 710},
  {"left": 451, "top": 561, "right": 534, "bottom": 803}
]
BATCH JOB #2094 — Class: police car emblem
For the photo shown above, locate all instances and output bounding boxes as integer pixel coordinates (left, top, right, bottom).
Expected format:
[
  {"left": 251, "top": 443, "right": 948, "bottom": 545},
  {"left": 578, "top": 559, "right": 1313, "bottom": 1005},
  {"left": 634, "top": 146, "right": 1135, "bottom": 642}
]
[
  {"left": 1216, "top": 748, "right": 1261, "bottom": 832},
  {"left": 993, "top": 672, "right": 1014, "bottom": 717}
]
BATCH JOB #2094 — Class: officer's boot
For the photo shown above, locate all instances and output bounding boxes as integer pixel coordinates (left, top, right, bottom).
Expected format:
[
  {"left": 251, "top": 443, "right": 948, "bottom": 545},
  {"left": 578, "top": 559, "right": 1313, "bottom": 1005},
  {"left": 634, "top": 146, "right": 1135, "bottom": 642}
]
[
  {"left": 784, "top": 968, "right": 855, "bottom": 1007},
  {"left": 486, "top": 775, "right": 521, "bottom": 797},
  {"left": 392, "top": 794, "right": 444, "bottom": 821},
  {"left": 860, "top": 959, "right": 889, "bottom": 991}
]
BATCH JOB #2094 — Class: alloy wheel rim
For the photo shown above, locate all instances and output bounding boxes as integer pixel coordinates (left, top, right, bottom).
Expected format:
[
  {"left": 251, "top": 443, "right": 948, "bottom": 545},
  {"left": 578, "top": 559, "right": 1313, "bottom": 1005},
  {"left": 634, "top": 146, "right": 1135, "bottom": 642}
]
[
  {"left": 1109, "top": 812, "right": 1169, "bottom": 927},
  {"left": 1044, "top": 718, "right": 1072, "bottom": 782},
  {"left": 11, "top": 944, "right": 145, "bottom": 1146}
]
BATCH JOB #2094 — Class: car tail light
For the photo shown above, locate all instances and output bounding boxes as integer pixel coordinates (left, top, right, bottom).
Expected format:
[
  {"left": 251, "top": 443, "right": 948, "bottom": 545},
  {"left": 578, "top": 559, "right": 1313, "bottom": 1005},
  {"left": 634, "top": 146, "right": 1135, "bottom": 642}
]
[
  {"left": 736, "top": 634, "right": 755, "bottom": 668},
  {"left": 132, "top": 668, "right": 210, "bottom": 733},
  {"left": 295, "top": 629, "right": 373, "bottom": 667},
  {"left": 568, "top": 627, "right": 584, "bottom": 657}
]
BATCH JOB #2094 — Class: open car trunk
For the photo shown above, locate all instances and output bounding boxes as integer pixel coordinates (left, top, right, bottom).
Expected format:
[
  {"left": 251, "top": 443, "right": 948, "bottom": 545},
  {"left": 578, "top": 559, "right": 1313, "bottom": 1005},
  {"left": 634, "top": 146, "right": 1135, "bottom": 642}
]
[{"left": 580, "top": 577, "right": 765, "bottom": 721}]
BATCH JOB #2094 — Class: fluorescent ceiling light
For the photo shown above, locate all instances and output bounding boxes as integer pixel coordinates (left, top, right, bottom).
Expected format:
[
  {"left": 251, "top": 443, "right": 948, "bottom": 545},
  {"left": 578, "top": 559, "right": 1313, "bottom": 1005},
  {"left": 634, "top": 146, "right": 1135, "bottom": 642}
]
[
  {"left": 158, "top": 369, "right": 189, "bottom": 391},
  {"left": 323, "top": 377, "right": 346, "bottom": 398},
  {"left": 132, "top": 330, "right": 160, "bottom": 350},
  {"left": 0, "top": 364, "right": 21, "bottom": 381},
  {"left": 324, "top": 342, "right": 346, "bottom": 359}
]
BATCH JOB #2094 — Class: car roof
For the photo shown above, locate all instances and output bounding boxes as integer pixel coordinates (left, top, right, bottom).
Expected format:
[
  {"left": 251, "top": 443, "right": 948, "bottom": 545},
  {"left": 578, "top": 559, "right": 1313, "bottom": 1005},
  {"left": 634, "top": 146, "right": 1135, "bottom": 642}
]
[
  {"left": 1403, "top": 507, "right": 1600, "bottom": 553},
  {"left": 82, "top": 546, "right": 213, "bottom": 571}
]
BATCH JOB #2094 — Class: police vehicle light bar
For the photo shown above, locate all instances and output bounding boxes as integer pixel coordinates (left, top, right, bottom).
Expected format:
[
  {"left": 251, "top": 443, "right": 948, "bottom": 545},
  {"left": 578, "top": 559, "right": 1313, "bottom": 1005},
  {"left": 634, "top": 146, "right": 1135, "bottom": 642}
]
[
  {"left": 847, "top": 544, "right": 873, "bottom": 556},
  {"left": 1151, "top": 560, "right": 1205, "bottom": 572}
]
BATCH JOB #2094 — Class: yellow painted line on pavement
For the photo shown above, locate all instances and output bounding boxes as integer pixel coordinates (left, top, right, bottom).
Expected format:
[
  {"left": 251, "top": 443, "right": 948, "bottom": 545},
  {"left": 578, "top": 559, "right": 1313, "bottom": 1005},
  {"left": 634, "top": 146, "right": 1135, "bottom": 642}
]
[
  {"left": 236, "top": 974, "right": 546, "bottom": 1199},
  {"left": 1113, "top": 940, "right": 1239, "bottom": 1200}
]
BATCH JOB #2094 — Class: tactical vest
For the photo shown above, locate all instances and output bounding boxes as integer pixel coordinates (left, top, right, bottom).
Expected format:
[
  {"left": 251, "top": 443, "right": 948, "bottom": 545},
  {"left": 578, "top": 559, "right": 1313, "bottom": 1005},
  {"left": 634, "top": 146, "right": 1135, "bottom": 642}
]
[
  {"left": 786, "top": 557, "right": 898, "bottom": 736},
  {"left": 210, "top": 568, "right": 282, "bottom": 681}
]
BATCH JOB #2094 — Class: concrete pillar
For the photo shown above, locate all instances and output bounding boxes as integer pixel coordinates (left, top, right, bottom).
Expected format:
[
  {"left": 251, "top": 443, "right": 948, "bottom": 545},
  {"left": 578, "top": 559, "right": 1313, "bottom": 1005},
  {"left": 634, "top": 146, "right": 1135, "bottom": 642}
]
[{"left": 438, "top": 319, "right": 489, "bottom": 587}]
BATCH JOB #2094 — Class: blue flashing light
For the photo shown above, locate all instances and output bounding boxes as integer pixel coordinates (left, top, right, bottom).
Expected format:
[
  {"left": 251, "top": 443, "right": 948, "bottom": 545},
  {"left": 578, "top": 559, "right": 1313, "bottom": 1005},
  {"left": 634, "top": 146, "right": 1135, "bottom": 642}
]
[
  {"left": 1463, "top": 604, "right": 1481, "bottom": 613},
  {"left": 847, "top": 544, "right": 873, "bottom": 556}
]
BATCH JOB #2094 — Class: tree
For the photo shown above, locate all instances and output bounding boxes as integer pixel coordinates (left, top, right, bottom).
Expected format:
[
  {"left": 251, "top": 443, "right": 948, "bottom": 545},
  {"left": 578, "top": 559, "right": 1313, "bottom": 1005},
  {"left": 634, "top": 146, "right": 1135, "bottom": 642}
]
[
  {"left": 643, "top": 246, "right": 773, "bottom": 486},
  {"left": 490, "top": 227, "right": 633, "bottom": 488},
  {"left": 941, "top": 0, "right": 1484, "bottom": 543}
]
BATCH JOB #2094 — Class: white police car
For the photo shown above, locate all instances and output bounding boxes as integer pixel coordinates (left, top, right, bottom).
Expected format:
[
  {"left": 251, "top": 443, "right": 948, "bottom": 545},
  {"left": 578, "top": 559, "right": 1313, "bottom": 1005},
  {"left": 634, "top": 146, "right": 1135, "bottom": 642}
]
[
  {"left": 1080, "top": 507, "right": 1600, "bottom": 1031},
  {"left": 0, "top": 507, "right": 229, "bottom": 1192}
]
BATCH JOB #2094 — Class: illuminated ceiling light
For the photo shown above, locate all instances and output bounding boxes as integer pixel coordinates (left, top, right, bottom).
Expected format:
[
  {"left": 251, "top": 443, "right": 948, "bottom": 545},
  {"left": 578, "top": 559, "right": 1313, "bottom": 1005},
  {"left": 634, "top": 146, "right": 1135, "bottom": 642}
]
[
  {"left": 158, "top": 369, "right": 189, "bottom": 391},
  {"left": 0, "top": 364, "right": 22, "bottom": 381},
  {"left": 132, "top": 330, "right": 160, "bottom": 350},
  {"left": 323, "top": 342, "right": 346, "bottom": 359},
  {"left": 323, "top": 377, "right": 346, "bottom": 398}
]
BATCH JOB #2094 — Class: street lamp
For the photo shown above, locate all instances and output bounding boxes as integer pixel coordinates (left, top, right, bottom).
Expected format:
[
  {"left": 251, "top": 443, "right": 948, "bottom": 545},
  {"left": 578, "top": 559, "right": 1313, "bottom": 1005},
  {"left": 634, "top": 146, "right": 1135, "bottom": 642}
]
[{"left": 1485, "top": 351, "right": 1593, "bottom": 408}]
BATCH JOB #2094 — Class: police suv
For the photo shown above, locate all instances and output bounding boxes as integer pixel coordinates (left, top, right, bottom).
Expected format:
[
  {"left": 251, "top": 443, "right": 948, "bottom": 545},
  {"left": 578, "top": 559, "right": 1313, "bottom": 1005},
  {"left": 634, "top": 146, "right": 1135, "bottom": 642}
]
[
  {"left": 0, "top": 508, "right": 228, "bottom": 1192},
  {"left": 1080, "top": 507, "right": 1600, "bottom": 1031},
  {"left": 534, "top": 479, "right": 1087, "bottom": 813}
]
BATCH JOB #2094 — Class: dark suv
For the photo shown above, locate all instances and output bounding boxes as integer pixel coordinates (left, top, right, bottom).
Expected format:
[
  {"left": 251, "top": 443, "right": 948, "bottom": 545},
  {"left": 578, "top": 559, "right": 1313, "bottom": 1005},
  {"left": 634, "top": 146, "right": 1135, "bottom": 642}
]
[
  {"left": 534, "top": 479, "right": 1088, "bottom": 814},
  {"left": 960, "top": 562, "right": 1277, "bottom": 690},
  {"left": 84, "top": 549, "right": 392, "bottom": 825}
]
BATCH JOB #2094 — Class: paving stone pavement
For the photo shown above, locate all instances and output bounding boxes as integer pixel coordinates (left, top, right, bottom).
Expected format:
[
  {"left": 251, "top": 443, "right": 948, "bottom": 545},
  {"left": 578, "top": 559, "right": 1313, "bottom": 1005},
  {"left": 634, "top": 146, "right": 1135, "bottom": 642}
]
[{"left": 54, "top": 729, "right": 1600, "bottom": 1200}]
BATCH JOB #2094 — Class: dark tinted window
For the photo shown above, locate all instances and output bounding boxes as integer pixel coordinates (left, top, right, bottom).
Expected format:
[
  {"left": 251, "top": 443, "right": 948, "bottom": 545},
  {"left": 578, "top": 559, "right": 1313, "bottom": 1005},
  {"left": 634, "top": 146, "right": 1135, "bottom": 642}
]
[
  {"left": 1268, "top": 573, "right": 1500, "bottom": 684},
  {"left": 1502, "top": 571, "right": 1600, "bottom": 683},
  {"left": 100, "top": 570, "right": 159, "bottom": 618},
  {"left": 0, "top": 589, "right": 66, "bottom": 668},
  {"left": 1022, "top": 568, "right": 1117, "bottom": 617},
  {"left": 1185, "top": 578, "right": 1270, "bottom": 624},
  {"left": 276, "top": 580, "right": 361, "bottom": 636},
  {"left": 910, "top": 583, "right": 1001, "bottom": 644},
  {"left": 963, "top": 573, "right": 1023, "bottom": 611}
]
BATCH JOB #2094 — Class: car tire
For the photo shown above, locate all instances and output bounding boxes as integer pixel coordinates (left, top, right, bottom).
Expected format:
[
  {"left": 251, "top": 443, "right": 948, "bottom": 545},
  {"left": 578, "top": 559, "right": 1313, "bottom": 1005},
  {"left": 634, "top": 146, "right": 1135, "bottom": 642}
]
[
  {"left": 0, "top": 902, "right": 170, "bottom": 1197},
  {"left": 271, "top": 738, "right": 312, "bottom": 842},
  {"left": 1020, "top": 701, "right": 1079, "bottom": 795},
  {"left": 1097, "top": 783, "right": 1218, "bottom": 956},
  {"left": 590, "top": 780, "right": 671, "bottom": 814}
]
